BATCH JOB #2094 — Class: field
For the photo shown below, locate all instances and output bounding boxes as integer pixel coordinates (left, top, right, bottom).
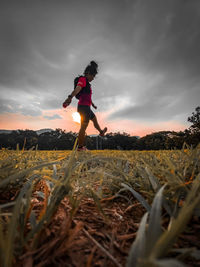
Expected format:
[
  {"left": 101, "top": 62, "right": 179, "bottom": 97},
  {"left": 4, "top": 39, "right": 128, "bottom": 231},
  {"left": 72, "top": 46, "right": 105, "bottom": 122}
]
[{"left": 0, "top": 145, "right": 200, "bottom": 267}]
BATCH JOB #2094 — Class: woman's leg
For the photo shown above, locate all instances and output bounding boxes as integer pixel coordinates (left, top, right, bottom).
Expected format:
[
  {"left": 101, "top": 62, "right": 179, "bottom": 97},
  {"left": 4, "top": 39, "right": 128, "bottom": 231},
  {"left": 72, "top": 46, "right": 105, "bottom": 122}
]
[
  {"left": 92, "top": 116, "right": 107, "bottom": 136},
  {"left": 92, "top": 116, "right": 101, "bottom": 132},
  {"left": 77, "top": 105, "right": 90, "bottom": 147},
  {"left": 78, "top": 121, "right": 89, "bottom": 147}
]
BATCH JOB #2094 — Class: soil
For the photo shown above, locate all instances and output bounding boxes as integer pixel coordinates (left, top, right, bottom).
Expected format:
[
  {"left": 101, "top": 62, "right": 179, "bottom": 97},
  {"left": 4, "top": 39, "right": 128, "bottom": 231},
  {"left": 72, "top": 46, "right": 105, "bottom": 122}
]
[
  {"left": 16, "top": 194, "right": 200, "bottom": 267},
  {"left": 1, "top": 182, "right": 199, "bottom": 267}
]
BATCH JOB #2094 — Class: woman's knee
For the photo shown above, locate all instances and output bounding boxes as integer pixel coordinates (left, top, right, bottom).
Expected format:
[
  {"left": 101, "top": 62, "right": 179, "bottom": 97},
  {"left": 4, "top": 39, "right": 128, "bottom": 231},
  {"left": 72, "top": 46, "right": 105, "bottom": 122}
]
[
  {"left": 80, "top": 122, "right": 89, "bottom": 130},
  {"left": 92, "top": 115, "right": 97, "bottom": 123}
]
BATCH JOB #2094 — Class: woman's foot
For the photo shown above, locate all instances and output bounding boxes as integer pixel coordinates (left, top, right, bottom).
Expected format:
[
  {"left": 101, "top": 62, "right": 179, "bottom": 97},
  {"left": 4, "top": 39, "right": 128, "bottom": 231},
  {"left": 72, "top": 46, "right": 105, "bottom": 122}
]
[
  {"left": 99, "top": 127, "right": 107, "bottom": 137},
  {"left": 77, "top": 146, "right": 88, "bottom": 151}
]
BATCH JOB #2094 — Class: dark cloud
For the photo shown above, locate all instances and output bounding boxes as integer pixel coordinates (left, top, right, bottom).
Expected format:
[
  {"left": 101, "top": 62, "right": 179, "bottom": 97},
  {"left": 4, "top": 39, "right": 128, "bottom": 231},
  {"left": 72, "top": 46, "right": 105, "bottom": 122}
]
[
  {"left": 0, "top": 90, "right": 64, "bottom": 116},
  {"left": 41, "top": 96, "right": 63, "bottom": 110},
  {"left": 103, "top": 0, "right": 200, "bottom": 76},
  {"left": 0, "top": 97, "right": 42, "bottom": 117},
  {"left": 108, "top": 66, "right": 200, "bottom": 123},
  {"left": 109, "top": 97, "right": 183, "bottom": 122}
]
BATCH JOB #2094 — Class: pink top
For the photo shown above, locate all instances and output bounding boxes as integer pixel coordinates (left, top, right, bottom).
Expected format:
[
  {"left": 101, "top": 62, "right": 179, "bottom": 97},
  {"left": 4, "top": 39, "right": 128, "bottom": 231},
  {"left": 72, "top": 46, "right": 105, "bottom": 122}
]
[{"left": 77, "top": 76, "right": 92, "bottom": 106}]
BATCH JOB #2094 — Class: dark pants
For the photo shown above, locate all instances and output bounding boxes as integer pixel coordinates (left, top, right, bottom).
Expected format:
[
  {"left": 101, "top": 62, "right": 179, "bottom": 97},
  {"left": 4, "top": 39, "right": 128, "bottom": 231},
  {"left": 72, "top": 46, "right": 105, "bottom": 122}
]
[{"left": 77, "top": 105, "right": 95, "bottom": 124}]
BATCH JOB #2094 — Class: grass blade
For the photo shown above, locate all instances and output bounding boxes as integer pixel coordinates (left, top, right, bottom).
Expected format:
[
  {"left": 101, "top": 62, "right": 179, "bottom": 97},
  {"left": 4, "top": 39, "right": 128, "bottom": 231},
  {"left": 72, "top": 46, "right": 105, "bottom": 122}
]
[
  {"left": 146, "top": 185, "right": 166, "bottom": 256},
  {"left": 153, "top": 259, "right": 186, "bottom": 267},
  {"left": 150, "top": 177, "right": 200, "bottom": 259},
  {"left": 145, "top": 166, "right": 161, "bottom": 191},
  {"left": 126, "top": 212, "right": 149, "bottom": 267},
  {"left": 121, "top": 183, "right": 151, "bottom": 212},
  {"left": 0, "top": 217, "right": 4, "bottom": 264},
  {"left": 4, "top": 176, "right": 36, "bottom": 267}
]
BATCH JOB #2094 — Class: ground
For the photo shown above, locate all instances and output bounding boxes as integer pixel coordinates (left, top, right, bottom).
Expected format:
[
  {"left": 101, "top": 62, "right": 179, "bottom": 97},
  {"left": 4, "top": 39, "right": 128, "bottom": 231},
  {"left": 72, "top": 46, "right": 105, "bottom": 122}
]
[{"left": 12, "top": 191, "right": 200, "bottom": 267}]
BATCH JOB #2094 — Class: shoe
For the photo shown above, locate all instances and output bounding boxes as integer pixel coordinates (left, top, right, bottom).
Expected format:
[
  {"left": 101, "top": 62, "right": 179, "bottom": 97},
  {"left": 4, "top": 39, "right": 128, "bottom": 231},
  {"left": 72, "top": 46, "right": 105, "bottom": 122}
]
[
  {"left": 99, "top": 127, "right": 107, "bottom": 137},
  {"left": 77, "top": 146, "right": 88, "bottom": 151}
]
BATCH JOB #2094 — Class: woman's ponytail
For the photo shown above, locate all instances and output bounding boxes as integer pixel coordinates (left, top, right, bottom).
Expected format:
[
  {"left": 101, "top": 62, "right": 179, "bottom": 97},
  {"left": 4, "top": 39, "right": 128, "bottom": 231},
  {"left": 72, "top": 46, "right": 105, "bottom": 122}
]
[
  {"left": 90, "top": 61, "right": 98, "bottom": 69},
  {"left": 84, "top": 60, "right": 98, "bottom": 76}
]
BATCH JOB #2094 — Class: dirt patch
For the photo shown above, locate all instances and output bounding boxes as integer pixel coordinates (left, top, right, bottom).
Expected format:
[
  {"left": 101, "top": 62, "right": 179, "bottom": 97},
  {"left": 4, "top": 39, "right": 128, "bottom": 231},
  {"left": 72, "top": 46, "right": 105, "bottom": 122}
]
[{"left": 17, "top": 194, "right": 200, "bottom": 267}]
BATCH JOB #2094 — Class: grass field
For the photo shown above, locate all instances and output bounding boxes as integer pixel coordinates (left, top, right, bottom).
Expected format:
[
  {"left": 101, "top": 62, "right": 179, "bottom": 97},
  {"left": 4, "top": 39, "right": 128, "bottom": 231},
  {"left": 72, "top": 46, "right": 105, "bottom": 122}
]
[{"left": 0, "top": 145, "right": 200, "bottom": 267}]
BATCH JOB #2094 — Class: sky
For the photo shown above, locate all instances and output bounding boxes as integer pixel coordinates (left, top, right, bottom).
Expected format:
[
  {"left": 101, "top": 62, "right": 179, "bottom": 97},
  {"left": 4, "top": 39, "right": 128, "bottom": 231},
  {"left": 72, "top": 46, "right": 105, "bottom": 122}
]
[{"left": 0, "top": 0, "right": 200, "bottom": 137}]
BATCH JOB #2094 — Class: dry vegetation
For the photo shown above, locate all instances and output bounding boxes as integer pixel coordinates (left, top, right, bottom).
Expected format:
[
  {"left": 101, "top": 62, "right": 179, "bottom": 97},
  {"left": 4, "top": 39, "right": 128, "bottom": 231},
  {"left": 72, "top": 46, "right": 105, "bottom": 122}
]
[{"left": 0, "top": 143, "right": 200, "bottom": 267}]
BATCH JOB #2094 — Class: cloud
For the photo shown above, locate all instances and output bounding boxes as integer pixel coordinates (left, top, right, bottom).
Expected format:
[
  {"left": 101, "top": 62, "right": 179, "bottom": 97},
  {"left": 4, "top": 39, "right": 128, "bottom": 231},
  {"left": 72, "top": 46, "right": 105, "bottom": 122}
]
[
  {"left": 102, "top": 0, "right": 200, "bottom": 76},
  {"left": 43, "top": 114, "right": 62, "bottom": 120},
  {"left": 109, "top": 100, "right": 177, "bottom": 122},
  {"left": 0, "top": 96, "right": 42, "bottom": 116},
  {"left": 107, "top": 73, "right": 200, "bottom": 123}
]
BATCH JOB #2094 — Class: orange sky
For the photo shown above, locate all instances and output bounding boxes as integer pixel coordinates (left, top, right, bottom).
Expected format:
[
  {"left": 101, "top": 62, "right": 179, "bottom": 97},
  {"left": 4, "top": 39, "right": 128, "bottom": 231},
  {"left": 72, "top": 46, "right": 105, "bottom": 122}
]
[{"left": 0, "top": 107, "right": 188, "bottom": 137}]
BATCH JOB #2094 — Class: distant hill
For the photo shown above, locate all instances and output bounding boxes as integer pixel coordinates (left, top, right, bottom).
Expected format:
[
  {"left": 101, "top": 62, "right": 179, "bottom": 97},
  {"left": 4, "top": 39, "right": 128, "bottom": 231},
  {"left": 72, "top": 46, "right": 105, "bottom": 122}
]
[
  {"left": 0, "top": 129, "right": 53, "bottom": 135},
  {"left": 0, "top": 130, "right": 13, "bottom": 134},
  {"left": 89, "top": 134, "right": 140, "bottom": 139},
  {"left": 36, "top": 129, "right": 53, "bottom": 135}
]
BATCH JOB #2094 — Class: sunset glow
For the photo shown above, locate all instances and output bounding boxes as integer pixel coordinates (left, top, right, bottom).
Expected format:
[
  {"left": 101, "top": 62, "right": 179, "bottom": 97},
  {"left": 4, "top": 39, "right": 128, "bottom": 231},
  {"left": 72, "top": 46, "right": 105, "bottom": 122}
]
[{"left": 72, "top": 112, "right": 81, "bottom": 124}]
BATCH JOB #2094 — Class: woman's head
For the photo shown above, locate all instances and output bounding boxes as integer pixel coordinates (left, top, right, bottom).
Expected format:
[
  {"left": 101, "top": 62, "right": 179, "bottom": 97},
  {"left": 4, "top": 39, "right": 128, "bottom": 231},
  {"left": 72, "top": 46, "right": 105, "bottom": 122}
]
[{"left": 84, "top": 61, "right": 98, "bottom": 82}]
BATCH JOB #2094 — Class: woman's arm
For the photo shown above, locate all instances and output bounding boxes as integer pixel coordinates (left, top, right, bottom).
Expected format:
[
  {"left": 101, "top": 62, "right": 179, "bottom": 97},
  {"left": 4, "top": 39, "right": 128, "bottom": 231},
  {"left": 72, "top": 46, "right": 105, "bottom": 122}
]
[
  {"left": 92, "top": 101, "right": 97, "bottom": 109},
  {"left": 69, "top": 85, "right": 82, "bottom": 98},
  {"left": 63, "top": 85, "right": 82, "bottom": 107}
]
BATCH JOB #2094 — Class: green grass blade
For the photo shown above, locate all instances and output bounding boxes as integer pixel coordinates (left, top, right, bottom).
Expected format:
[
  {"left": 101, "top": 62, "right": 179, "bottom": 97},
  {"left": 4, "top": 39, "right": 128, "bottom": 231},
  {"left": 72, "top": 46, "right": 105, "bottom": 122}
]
[
  {"left": 153, "top": 259, "right": 186, "bottom": 267},
  {"left": 126, "top": 212, "right": 149, "bottom": 267},
  {"left": 4, "top": 176, "right": 36, "bottom": 267},
  {"left": 0, "top": 216, "right": 5, "bottom": 264},
  {"left": 0, "top": 159, "right": 68, "bottom": 189},
  {"left": 121, "top": 183, "right": 151, "bottom": 212},
  {"left": 145, "top": 166, "right": 161, "bottom": 191},
  {"left": 24, "top": 149, "right": 77, "bottom": 246},
  {"left": 146, "top": 185, "right": 166, "bottom": 256},
  {"left": 0, "top": 202, "right": 16, "bottom": 209},
  {"left": 150, "top": 177, "right": 200, "bottom": 260}
]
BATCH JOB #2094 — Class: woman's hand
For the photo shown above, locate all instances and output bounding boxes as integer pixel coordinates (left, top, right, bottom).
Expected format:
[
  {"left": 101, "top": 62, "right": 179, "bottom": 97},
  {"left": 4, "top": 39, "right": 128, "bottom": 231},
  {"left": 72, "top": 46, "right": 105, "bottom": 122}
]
[
  {"left": 92, "top": 102, "right": 97, "bottom": 109},
  {"left": 63, "top": 96, "right": 72, "bottom": 108}
]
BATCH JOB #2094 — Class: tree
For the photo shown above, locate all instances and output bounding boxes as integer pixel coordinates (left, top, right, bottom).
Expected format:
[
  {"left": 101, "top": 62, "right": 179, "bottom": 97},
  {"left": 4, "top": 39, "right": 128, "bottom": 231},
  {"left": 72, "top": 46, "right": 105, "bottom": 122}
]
[
  {"left": 137, "top": 131, "right": 172, "bottom": 150},
  {"left": 188, "top": 106, "right": 200, "bottom": 133},
  {"left": 187, "top": 106, "right": 200, "bottom": 147}
]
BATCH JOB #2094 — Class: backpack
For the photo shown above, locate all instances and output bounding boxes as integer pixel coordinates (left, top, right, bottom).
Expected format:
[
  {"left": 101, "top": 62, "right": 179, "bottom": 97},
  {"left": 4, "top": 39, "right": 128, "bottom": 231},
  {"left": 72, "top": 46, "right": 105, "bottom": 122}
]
[
  {"left": 74, "top": 76, "right": 91, "bottom": 99},
  {"left": 74, "top": 76, "right": 82, "bottom": 99}
]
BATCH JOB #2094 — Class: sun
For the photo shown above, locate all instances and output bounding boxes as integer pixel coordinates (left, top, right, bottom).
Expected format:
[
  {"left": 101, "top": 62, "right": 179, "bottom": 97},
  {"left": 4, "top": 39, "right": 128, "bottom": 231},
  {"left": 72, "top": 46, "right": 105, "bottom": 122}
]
[{"left": 72, "top": 112, "right": 81, "bottom": 124}]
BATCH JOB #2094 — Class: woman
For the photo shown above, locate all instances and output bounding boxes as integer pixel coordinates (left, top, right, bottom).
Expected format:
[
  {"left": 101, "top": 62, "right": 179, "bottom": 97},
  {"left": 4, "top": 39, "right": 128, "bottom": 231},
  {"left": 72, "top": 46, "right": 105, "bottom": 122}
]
[{"left": 63, "top": 61, "right": 107, "bottom": 151}]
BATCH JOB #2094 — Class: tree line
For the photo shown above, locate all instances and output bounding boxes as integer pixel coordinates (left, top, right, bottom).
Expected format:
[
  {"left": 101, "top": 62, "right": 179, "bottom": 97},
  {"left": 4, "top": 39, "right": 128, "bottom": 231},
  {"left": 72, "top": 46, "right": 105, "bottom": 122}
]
[{"left": 0, "top": 107, "right": 199, "bottom": 150}]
